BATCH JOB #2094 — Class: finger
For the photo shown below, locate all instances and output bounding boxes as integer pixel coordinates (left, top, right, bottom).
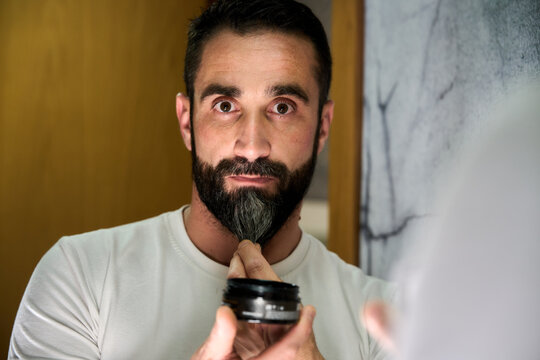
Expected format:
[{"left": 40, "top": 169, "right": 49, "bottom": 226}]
[
  {"left": 361, "top": 301, "right": 397, "bottom": 354},
  {"left": 264, "top": 322, "right": 292, "bottom": 345},
  {"left": 191, "top": 306, "right": 237, "bottom": 359},
  {"left": 255, "top": 305, "right": 317, "bottom": 360},
  {"left": 227, "top": 251, "right": 247, "bottom": 279},
  {"left": 234, "top": 322, "right": 266, "bottom": 359},
  {"left": 263, "top": 304, "right": 300, "bottom": 343},
  {"left": 236, "top": 240, "right": 280, "bottom": 281}
]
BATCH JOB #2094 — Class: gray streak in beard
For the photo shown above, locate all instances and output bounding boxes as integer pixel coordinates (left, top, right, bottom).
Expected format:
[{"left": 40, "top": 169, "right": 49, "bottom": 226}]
[{"left": 232, "top": 191, "right": 275, "bottom": 243}]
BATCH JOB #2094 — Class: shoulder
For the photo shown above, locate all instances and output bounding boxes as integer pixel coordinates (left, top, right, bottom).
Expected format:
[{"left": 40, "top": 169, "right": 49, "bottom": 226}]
[
  {"left": 300, "top": 233, "right": 396, "bottom": 302},
  {"left": 9, "top": 211, "right": 182, "bottom": 359},
  {"left": 36, "top": 209, "right": 182, "bottom": 293},
  {"left": 292, "top": 234, "right": 395, "bottom": 359},
  {"left": 57, "top": 209, "right": 179, "bottom": 258}
]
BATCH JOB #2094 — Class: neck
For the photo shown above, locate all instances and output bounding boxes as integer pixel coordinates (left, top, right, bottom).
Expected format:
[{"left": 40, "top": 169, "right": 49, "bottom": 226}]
[{"left": 184, "top": 183, "right": 303, "bottom": 266}]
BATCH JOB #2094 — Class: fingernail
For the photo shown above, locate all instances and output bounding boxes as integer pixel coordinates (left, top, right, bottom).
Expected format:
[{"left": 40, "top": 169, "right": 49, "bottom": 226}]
[
  {"left": 176, "top": 92, "right": 182, "bottom": 97},
  {"left": 239, "top": 240, "right": 251, "bottom": 248}
]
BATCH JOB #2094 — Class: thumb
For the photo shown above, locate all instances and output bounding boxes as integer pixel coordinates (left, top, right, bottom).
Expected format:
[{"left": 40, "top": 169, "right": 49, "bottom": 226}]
[{"left": 192, "top": 306, "right": 237, "bottom": 359}]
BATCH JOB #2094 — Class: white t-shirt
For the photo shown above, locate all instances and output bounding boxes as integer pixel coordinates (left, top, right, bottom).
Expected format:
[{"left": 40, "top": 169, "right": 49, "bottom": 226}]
[{"left": 9, "top": 207, "right": 394, "bottom": 360}]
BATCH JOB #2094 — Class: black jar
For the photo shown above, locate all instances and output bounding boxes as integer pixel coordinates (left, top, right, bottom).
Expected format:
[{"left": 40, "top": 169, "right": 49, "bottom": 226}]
[{"left": 222, "top": 278, "right": 301, "bottom": 324}]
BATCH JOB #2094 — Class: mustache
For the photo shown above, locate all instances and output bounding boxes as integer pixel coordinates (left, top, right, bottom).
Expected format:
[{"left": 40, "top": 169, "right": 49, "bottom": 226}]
[{"left": 214, "top": 158, "right": 289, "bottom": 179}]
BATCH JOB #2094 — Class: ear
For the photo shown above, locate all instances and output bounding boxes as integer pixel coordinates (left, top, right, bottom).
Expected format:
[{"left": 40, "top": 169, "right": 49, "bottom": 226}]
[
  {"left": 176, "top": 93, "right": 192, "bottom": 151},
  {"left": 317, "top": 100, "right": 334, "bottom": 154}
]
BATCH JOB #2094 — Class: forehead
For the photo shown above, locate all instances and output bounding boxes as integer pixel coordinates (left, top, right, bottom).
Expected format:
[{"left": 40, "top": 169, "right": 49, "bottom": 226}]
[{"left": 194, "top": 30, "right": 319, "bottom": 98}]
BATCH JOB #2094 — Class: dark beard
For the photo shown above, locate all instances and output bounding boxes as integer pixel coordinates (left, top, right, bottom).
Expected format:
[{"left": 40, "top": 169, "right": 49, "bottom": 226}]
[{"left": 192, "top": 155, "right": 317, "bottom": 248}]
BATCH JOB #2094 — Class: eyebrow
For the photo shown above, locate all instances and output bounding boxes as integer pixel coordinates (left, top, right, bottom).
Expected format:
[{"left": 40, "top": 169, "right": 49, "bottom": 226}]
[
  {"left": 200, "top": 84, "right": 241, "bottom": 102},
  {"left": 266, "top": 84, "right": 310, "bottom": 104}
]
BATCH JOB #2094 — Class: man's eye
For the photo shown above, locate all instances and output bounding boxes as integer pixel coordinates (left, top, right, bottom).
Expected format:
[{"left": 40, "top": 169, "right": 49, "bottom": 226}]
[
  {"left": 272, "top": 102, "right": 293, "bottom": 115},
  {"left": 214, "top": 101, "right": 236, "bottom": 113}
]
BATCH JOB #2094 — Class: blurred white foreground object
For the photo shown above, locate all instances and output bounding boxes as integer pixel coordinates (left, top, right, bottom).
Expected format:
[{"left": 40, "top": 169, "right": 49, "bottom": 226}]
[{"left": 395, "top": 83, "right": 540, "bottom": 360}]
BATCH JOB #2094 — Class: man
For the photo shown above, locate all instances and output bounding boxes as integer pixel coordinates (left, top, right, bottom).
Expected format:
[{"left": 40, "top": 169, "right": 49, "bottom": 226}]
[{"left": 9, "top": 1, "right": 393, "bottom": 359}]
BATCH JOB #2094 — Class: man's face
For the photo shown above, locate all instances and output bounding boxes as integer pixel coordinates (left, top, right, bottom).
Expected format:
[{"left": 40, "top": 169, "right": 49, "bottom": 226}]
[{"left": 184, "top": 30, "right": 330, "bottom": 246}]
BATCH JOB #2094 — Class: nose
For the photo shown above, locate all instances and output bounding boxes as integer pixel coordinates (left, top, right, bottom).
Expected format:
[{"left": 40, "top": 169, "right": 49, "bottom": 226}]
[{"left": 233, "top": 111, "right": 271, "bottom": 162}]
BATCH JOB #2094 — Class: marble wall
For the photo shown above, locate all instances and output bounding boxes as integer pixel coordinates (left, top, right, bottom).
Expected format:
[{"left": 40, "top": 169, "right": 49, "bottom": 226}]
[{"left": 362, "top": 0, "right": 540, "bottom": 277}]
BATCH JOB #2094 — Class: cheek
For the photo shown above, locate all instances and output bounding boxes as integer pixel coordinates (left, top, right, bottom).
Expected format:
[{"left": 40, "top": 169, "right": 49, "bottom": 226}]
[
  {"left": 276, "top": 128, "right": 317, "bottom": 166},
  {"left": 193, "top": 124, "right": 230, "bottom": 164},
  {"left": 291, "top": 133, "right": 316, "bottom": 149},
  {"left": 292, "top": 122, "right": 318, "bottom": 148}
]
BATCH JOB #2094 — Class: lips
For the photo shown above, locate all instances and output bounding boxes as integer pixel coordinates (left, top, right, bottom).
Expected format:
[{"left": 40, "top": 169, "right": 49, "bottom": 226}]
[{"left": 227, "top": 175, "right": 277, "bottom": 186}]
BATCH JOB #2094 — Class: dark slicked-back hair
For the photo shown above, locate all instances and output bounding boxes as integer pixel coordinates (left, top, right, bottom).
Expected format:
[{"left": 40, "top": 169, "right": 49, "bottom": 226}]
[{"left": 184, "top": 0, "right": 332, "bottom": 111}]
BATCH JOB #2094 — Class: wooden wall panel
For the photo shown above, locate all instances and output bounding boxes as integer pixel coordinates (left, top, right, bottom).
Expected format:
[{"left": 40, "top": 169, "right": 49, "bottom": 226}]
[
  {"left": 0, "top": 1, "right": 205, "bottom": 355},
  {"left": 328, "top": 0, "right": 363, "bottom": 265}
]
